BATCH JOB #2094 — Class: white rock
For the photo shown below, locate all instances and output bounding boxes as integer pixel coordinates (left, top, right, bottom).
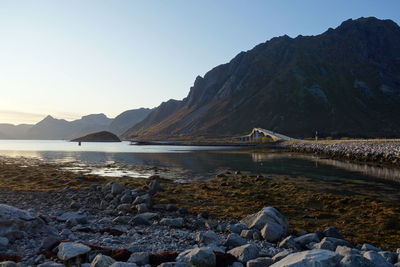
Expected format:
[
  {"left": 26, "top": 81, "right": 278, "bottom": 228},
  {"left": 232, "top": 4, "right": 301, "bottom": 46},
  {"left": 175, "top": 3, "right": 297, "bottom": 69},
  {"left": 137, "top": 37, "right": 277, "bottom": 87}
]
[
  {"left": 240, "top": 207, "right": 288, "bottom": 233},
  {"left": 196, "top": 230, "right": 220, "bottom": 245},
  {"left": 246, "top": 257, "right": 274, "bottom": 267},
  {"left": 228, "top": 244, "right": 260, "bottom": 263},
  {"left": 90, "top": 254, "right": 116, "bottom": 267},
  {"left": 261, "top": 222, "right": 285, "bottom": 242},
  {"left": 176, "top": 247, "right": 216, "bottom": 267},
  {"left": 361, "top": 243, "right": 381, "bottom": 252},
  {"left": 270, "top": 249, "right": 342, "bottom": 267},
  {"left": 0, "top": 262, "right": 17, "bottom": 267},
  {"left": 57, "top": 242, "right": 91, "bottom": 260}
]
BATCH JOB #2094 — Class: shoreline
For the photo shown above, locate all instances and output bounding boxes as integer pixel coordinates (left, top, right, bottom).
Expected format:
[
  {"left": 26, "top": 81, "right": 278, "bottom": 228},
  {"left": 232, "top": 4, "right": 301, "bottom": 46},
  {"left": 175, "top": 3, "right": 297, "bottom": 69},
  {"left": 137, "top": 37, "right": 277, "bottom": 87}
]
[
  {"left": 0, "top": 156, "right": 400, "bottom": 266},
  {"left": 281, "top": 139, "right": 400, "bottom": 168}
]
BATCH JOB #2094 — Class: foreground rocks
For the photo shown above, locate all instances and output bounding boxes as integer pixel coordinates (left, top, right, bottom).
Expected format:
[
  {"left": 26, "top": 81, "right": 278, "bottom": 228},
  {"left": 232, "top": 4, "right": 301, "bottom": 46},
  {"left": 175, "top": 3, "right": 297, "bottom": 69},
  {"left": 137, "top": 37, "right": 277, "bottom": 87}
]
[{"left": 0, "top": 181, "right": 399, "bottom": 267}]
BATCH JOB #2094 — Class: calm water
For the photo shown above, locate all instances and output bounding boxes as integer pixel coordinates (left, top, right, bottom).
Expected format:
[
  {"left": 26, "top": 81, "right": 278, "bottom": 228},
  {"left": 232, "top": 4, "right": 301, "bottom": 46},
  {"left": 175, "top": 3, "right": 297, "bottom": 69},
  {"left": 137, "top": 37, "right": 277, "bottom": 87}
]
[{"left": 1, "top": 140, "right": 400, "bottom": 200}]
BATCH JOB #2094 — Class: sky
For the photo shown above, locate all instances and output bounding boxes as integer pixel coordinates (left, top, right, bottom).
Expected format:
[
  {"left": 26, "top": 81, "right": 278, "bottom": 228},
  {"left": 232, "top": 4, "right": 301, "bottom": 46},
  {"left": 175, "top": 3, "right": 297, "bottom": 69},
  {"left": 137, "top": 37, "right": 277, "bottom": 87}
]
[{"left": 0, "top": 0, "right": 399, "bottom": 125}]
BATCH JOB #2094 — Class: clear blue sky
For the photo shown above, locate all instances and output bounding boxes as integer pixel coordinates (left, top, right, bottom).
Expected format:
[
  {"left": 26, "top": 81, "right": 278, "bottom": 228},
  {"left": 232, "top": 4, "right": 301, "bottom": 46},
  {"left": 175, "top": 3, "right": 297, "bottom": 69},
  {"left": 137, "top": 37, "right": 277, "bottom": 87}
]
[{"left": 1, "top": 0, "right": 399, "bottom": 124}]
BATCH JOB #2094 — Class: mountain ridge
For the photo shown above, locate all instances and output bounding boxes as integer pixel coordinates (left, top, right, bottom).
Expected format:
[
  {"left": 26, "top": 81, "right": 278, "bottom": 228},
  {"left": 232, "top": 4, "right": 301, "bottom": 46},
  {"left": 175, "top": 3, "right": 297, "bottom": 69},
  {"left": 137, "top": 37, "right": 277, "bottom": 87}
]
[{"left": 123, "top": 17, "right": 400, "bottom": 140}]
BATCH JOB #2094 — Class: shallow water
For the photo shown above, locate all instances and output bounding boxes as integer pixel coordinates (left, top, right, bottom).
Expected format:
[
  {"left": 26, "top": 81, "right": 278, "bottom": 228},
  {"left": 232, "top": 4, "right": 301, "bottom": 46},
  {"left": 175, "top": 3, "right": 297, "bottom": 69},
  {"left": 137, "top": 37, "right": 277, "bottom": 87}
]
[{"left": 1, "top": 139, "right": 400, "bottom": 194}]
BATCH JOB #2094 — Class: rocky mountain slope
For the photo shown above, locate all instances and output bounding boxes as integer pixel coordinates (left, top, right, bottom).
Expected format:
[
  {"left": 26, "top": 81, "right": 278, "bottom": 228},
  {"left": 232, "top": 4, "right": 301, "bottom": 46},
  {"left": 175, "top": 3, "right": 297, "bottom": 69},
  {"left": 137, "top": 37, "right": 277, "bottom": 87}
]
[{"left": 123, "top": 17, "right": 400, "bottom": 140}]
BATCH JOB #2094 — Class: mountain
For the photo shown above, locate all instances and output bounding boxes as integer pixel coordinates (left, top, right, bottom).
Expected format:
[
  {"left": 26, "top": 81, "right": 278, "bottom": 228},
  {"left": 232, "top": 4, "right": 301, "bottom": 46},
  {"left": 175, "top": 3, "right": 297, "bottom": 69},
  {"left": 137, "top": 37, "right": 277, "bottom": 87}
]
[
  {"left": 27, "top": 114, "right": 112, "bottom": 140},
  {"left": 123, "top": 17, "right": 400, "bottom": 139},
  {"left": 0, "top": 124, "right": 33, "bottom": 139},
  {"left": 108, "top": 108, "right": 152, "bottom": 136},
  {"left": 0, "top": 108, "right": 152, "bottom": 140}
]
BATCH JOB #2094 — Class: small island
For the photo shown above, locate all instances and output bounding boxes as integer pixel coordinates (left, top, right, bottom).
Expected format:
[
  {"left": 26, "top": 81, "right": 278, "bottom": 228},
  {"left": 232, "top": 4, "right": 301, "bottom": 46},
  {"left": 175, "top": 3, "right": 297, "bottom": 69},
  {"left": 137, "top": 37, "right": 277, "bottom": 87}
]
[{"left": 71, "top": 131, "right": 121, "bottom": 142}]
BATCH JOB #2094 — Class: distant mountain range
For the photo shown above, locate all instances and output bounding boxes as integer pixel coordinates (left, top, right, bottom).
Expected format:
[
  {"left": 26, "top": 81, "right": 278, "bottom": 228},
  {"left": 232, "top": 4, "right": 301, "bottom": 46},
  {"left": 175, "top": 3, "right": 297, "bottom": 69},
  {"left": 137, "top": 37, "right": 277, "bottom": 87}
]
[
  {"left": 123, "top": 17, "right": 400, "bottom": 139},
  {"left": 0, "top": 108, "right": 152, "bottom": 140}
]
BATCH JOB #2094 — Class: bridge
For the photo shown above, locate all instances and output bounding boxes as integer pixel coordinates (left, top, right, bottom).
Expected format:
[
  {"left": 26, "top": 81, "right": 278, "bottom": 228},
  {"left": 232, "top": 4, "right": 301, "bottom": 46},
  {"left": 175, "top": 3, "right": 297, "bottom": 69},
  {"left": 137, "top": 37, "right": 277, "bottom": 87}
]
[{"left": 236, "top": 128, "right": 296, "bottom": 142}]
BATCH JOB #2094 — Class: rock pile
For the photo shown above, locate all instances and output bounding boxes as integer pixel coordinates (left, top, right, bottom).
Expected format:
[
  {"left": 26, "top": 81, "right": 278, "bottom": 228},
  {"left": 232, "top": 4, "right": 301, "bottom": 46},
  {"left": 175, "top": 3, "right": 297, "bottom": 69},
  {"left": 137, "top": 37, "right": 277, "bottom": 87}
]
[
  {"left": 285, "top": 140, "right": 400, "bottom": 166},
  {"left": 1, "top": 181, "right": 399, "bottom": 267}
]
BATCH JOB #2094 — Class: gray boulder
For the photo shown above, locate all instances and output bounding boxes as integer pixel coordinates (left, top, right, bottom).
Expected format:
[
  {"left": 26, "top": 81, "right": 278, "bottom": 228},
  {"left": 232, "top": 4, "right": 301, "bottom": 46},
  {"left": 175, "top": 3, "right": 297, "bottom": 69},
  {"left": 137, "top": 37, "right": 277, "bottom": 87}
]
[
  {"left": 196, "top": 230, "right": 220, "bottom": 246},
  {"left": 272, "top": 250, "right": 292, "bottom": 262},
  {"left": 378, "top": 251, "right": 398, "bottom": 264},
  {"left": 57, "top": 212, "right": 87, "bottom": 224},
  {"left": 313, "top": 240, "right": 335, "bottom": 251},
  {"left": 157, "top": 263, "right": 195, "bottom": 267},
  {"left": 261, "top": 222, "right": 286, "bottom": 242},
  {"left": 361, "top": 243, "right": 381, "bottom": 252},
  {"left": 294, "top": 233, "right": 320, "bottom": 247},
  {"left": 133, "top": 194, "right": 152, "bottom": 205},
  {"left": 363, "top": 251, "right": 393, "bottom": 267},
  {"left": 57, "top": 242, "right": 91, "bottom": 260},
  {"left": 246, "top": 257, "right": 273, "bottom": 267},
  {"left": 160, "top": 218, "right": 185, "bottom": 228},
  {"left": 335, "top": 246, "right": 359, "bottom": 257},
  {"left": 110, "top": 263, "right": 138, "bottom": 267},
  {"left": 120, "top": 194, "right": 133, "bottom": 204},
  {"left": 113, "top": 216, "right": 131, "bottom": 224},
  {"left": 90, "top": 254, "right": 116, "bottom": 267},
  {"left": 0, "top": 262, "right": 17, "bottom": 267},
  {"left": 117, "top": 204, "right": 132, "bottom": 213},
  {"left": 339, "top": 254, "right": 375, "bottom": 267},
  {"left": 148, "top": 181, "right": 164, "bottom": 194},
  {"left": 128, "top": 252, "right": 150, "bottom": 265},
  {"left": 225, "top": 233, "right": 247, "bottom": 248},
  {"left": 111, "top": 183, "right": 124, "bottom": 195},
  {"left": 37, "top": 262, "right": 66, "bottom": 267},
  {"left": 270, "top": 249, "right": 343, "bottom": 267},
  {"left": 279, "top": 236, "right": 300, "bottom": 250},
  {"left": 136, "top": 203, "right": 149, "bottom": 214},
  {"left": 228, "top": 244, "right": 260, "bottom": 263},
  {"left": 240, "top": 207, "right": 288, "bottom": 233},
  {"left": 176, "top": 247, "right": 216, "bottom": 267},
  {"left": 0, "top": 204, "right": 46, "bottom": 237},
  {"left": 321, "top": 237, "right": 350, "bottom": 248},
  {"left": 229, "top": 223, "right": 248, "bottom": 234}
]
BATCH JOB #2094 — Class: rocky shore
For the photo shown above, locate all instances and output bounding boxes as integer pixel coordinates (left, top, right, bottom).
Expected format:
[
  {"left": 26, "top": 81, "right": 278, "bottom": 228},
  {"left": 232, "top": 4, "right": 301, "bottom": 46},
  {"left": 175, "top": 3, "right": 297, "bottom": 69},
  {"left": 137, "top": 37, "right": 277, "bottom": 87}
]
[
  {"left": 283, "top": 140, "right": 400, "bottom": 167},
  {"left": 1, "top": 180, "right": 400, "bottom": 267}
]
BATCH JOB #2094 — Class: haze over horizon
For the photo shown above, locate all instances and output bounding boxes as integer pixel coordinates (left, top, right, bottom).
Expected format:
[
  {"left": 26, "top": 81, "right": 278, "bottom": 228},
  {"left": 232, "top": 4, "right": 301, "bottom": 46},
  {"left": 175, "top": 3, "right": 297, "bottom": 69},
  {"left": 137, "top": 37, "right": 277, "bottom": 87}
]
[{"left": 1, "top": 0, "right": 399, "bottom": 125}]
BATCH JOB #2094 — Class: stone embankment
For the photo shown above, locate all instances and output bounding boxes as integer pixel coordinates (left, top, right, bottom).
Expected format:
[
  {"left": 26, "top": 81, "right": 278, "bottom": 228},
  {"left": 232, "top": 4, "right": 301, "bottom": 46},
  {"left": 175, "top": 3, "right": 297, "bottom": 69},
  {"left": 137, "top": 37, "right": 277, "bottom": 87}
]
[
  {"left": 1, "top": 182, "right": 399, "bottom": 267},
  {"left": 283, "top": 140, "right": 400, "bottom": 166}
]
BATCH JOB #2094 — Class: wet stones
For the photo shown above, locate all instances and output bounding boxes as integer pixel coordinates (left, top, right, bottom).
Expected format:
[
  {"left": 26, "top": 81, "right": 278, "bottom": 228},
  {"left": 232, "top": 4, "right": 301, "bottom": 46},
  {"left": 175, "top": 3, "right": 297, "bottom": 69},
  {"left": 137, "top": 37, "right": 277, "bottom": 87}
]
[
  {"left": 228, "top": 244, "right": 260, "bottom": 263},
  {"left": 111, "top": 183, "right": 125, "bottom": 196},
  {"left": 240, "top": 207, "right": 288, "bottom": 242},
  {"left": 57, "top": 242, "right": 91, "bottom": 261},
  {"left": 176, "top": 247, "right": 216, "bottom": 267},
  {"left": 90, "top": 254, "right": 116, "bottom": 267}
]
